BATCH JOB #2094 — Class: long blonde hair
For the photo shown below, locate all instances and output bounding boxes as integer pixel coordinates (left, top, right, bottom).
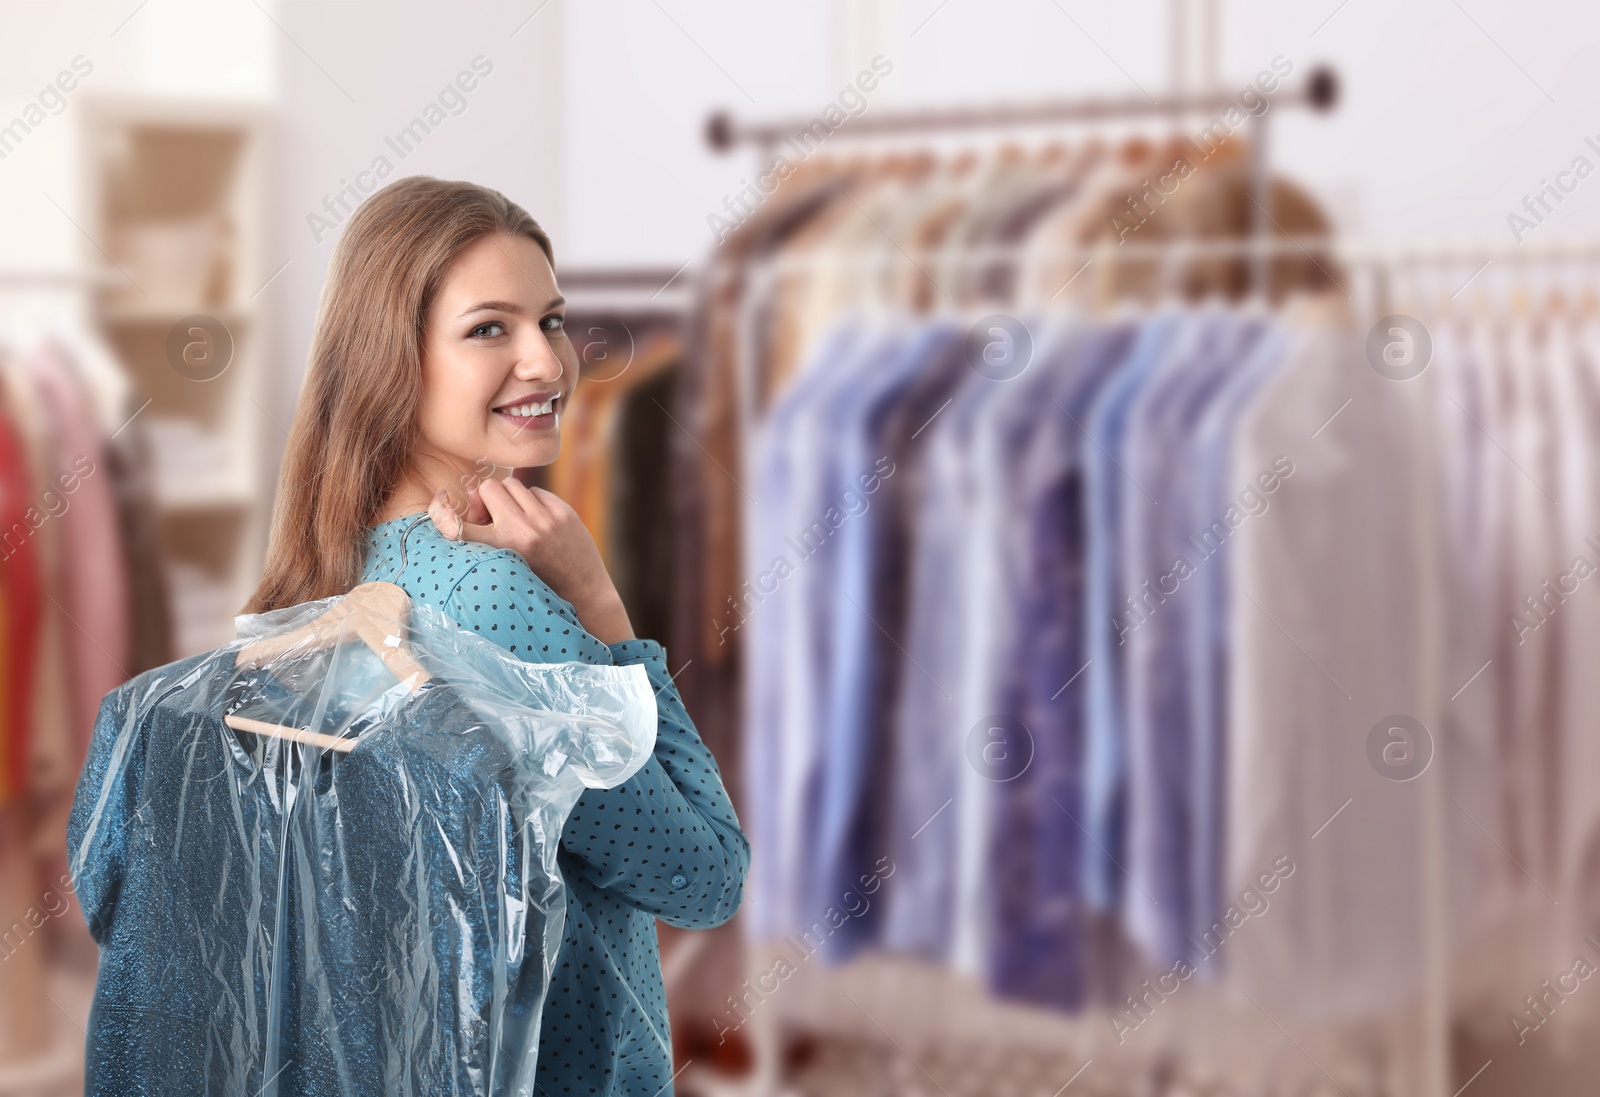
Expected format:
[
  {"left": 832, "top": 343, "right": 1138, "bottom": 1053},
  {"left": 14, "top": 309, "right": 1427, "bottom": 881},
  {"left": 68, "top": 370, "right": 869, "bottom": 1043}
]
[{"left": 243, "top": 176, "right": 553, "bottom": 613}]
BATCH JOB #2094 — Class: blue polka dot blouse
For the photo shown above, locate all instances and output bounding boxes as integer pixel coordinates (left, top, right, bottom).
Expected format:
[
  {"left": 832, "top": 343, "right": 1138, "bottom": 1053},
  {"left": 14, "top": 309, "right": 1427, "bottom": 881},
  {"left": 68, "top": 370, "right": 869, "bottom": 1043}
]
[{"left": 362, "top": 513, "right": 750, "bottom": 1096}]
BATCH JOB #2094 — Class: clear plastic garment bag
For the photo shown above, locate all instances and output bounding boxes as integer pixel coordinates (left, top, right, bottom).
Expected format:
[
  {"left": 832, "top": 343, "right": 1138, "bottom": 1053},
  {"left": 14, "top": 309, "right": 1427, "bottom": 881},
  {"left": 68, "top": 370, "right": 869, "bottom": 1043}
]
[{"left": 67, "top": 577, "right": 657, "bottom": 1097}]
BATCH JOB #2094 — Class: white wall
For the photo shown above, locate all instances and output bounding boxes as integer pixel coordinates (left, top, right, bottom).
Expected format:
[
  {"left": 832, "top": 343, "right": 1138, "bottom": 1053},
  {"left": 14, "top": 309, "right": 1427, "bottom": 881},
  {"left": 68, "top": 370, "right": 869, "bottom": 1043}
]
[
  {"left": 7, "top": 0, "right": 1600, "bottom": 403},
  {"left": 559, "top": 0, "right": 1600, "bottom": 263},
  {"left": 272, "top": 0, "right": 567, "bottom": 477}
]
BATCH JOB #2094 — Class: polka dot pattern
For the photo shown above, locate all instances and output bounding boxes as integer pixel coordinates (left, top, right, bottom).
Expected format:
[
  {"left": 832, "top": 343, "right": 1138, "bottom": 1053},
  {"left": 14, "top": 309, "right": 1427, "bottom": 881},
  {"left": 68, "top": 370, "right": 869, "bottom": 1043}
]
[{"left": 362, "top": 514, "right": 752, "bottom": 1096}]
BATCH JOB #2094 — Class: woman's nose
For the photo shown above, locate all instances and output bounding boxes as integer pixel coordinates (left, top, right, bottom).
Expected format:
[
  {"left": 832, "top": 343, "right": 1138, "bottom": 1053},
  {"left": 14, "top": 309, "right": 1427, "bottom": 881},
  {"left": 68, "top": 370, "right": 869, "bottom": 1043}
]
[{"left": 511, "top": 335, "right": 564, "bottom": 379}]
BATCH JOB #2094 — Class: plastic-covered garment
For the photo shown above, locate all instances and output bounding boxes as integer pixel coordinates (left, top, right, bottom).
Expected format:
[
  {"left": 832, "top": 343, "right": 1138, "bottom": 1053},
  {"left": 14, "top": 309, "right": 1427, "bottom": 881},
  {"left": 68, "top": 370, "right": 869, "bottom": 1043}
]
[{"left": 67, "top": 591, "right": 657, "bottom": 1097}]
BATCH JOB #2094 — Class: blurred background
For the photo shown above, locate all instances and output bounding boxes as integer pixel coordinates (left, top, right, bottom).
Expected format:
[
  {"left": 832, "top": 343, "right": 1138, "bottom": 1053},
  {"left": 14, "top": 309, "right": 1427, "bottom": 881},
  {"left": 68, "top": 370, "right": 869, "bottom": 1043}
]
[{"left": 5, "top": 0, "right": 1600, "bottom": 1094}]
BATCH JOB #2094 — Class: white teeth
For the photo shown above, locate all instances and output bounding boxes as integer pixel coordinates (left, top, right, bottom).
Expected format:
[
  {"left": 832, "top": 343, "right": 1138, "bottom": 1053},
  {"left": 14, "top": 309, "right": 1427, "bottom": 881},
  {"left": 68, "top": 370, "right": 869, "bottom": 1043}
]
[{"left": 499, "top": 398, "right": 555, "bottom": 417}]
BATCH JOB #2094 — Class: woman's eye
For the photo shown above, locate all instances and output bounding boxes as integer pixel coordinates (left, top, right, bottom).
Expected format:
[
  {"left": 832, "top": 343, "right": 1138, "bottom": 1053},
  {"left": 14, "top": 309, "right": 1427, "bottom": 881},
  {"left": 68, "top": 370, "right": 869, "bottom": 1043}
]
[
  {"left": 470, "top": 321, "right": 507, "bottom": 339},
  {"left": 541, "top": 314, "right": 566, "bottom": 333}
]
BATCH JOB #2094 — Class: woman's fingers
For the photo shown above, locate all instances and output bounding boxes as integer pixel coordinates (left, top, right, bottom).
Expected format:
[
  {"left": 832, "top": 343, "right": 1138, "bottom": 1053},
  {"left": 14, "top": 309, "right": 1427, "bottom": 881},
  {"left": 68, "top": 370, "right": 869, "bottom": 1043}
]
[
  {"left": 499, "top": 475, "right": 555, "bottom": 526},
  {"left": 423, "top": 474, "right": 558, "bottom": 549},
  {"left": 459, "top": 482, "right": 492, "bottom": 526},
  {"left": 477, "top": 475, "right": 542, "bottom": 531},
  {"left": 427, "top": 490, "right": 467, "bottom": 542},
  {"left": 429, "top": 484, "right": 502, "bottom": 545}
]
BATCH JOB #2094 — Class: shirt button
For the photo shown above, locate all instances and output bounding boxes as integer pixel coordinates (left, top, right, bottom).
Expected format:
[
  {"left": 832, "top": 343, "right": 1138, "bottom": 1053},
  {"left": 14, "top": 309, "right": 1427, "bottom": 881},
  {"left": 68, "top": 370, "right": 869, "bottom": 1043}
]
[{"left": 670, "top": 873, "right": 688, "bottom": 889}]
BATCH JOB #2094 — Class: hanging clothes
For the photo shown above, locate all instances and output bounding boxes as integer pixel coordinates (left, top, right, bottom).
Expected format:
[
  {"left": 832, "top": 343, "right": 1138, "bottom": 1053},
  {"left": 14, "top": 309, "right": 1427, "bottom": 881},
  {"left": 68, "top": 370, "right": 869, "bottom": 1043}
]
[
  {"left": 68, "top": 587, "right": 660, "bottom": 1097},
  {"left": 607, "top": 362, "right": 680, "bottom": 647},
  {"left": 712, "top": 139, "right": 1356, "bottom": 1017},
  {"left": 25, "top": 340, "right": 131, "bottom": 765},
  {"left": 0, "top": 400, "right": 42, "bottom": 807}
]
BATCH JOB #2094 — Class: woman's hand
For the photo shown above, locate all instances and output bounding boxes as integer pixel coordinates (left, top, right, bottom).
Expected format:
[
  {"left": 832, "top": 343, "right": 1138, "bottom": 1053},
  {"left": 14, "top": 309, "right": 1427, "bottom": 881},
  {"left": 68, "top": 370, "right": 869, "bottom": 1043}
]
[{"left": 428, "top": 475, "right": 636, "bottom": 644}]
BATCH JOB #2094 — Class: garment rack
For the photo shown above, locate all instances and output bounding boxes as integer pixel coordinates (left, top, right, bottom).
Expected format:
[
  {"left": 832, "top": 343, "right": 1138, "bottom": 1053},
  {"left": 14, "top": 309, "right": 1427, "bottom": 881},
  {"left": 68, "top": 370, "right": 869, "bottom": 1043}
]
[{"left": 702, "top": 69, "right": 1473, "bottom": 1097}]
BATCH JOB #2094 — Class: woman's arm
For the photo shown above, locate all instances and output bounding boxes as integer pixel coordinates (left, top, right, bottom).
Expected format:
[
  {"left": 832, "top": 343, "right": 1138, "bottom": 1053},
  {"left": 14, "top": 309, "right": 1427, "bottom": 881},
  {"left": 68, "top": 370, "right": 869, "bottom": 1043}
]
[
  {"left": 441, "top": 550, "right": 749, "bottom": 929},
  {"left": 573, "top": 636, "right": 749, "bottom": 928}
]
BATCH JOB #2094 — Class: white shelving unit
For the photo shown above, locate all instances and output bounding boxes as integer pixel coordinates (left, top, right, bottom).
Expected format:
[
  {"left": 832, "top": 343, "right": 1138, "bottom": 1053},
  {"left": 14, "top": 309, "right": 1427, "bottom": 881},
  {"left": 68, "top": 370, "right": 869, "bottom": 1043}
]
[{"left": 78, "top": 94, "right": 276, "bottom": 658}]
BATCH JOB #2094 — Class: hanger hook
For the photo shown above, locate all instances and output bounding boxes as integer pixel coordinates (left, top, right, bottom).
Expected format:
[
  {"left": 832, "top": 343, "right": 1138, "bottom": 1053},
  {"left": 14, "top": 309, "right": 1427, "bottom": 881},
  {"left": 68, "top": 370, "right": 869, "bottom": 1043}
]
[{"left": 390, "top": 512, "right": 431, "bottom": 586}]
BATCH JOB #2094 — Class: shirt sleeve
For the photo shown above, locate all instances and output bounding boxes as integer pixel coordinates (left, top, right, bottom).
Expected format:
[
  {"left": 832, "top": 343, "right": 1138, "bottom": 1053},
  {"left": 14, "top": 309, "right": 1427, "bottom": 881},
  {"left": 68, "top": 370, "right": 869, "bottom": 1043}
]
[{"left": 441, "top": 549, "right": 750, "bottom": 929}]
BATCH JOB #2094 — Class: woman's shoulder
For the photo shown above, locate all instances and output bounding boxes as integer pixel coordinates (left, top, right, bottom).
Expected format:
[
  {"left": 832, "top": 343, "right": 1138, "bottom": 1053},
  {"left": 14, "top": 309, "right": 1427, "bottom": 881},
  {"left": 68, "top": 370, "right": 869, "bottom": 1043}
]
[
  {"left": 364, "top": 516, "right": 608, "bottom": 664},
  {"left": 364, "top": 515, "right": 517, "bottom": 599}
]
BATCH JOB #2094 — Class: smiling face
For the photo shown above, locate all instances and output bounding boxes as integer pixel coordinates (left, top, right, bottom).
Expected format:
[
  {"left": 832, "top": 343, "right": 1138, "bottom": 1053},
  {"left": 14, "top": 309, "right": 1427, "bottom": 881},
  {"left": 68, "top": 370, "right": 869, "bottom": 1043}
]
[{"left": 405, "top": 232, "right": 576, "bottom": 501}]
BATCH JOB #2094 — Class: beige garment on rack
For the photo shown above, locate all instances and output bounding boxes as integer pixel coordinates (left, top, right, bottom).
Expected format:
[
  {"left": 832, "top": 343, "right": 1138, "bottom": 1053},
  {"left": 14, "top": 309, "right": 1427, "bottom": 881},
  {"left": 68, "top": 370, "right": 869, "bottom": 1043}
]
[
  {"left": 741, "top": 166, "right": 859, "bottom": 407},
  {"left": 767, "top": 169, "right": 909, "bottom": 393},
  {"left": 929, "top": 144, "right": 1040, "bottom": 301},
  {"left": 758, "top": 165, "right": 864, "bottom": 348},
  {"left": 1012, "top": 145, "right": 1145, "bottom": 305},
  {"left": 1013, "top": 138, "right": 1338, "bottom": 309},
  {"left": 880, "top": 153, "right": 983, "bottom": 312},
  {"left": 1468, "top": 314, "right": 1528, "bottom": 926},
  {"left": 950, "top": 142, "right": 1101, "bottom": 306},
  {"left": 864, "top": 155, "right": 959, "bottom": 309}
]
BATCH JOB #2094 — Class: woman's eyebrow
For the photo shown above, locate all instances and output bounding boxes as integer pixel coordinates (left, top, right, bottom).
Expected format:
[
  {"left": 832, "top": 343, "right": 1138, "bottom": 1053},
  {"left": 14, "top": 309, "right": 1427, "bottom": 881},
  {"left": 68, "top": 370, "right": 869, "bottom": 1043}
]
[{"left": 457, "top": 295, "right": 565, "bottom": 318}]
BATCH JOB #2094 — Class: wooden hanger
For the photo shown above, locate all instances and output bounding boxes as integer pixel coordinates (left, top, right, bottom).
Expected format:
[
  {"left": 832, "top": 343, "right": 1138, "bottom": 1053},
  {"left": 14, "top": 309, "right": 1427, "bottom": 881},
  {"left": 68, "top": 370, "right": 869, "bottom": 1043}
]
[{"left": 224, "top": 514, "right": 433, "bottom": 753}]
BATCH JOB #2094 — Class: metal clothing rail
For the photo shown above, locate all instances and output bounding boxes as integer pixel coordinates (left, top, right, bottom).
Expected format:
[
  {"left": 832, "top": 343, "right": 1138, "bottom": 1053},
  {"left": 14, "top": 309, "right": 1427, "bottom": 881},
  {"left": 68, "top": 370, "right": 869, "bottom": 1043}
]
[
  {"left": 703, "top": 67, "right": 1340, "bottom": 151},
  {"left": 708, "top": 67, "right": 1340, "bottom": 298}
]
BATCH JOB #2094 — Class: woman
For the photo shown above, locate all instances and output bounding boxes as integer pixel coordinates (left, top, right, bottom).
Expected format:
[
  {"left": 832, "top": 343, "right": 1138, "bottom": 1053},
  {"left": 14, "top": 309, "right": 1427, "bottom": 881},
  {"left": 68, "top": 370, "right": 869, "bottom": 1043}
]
[{"left": 245, "top": 175, "right": 749, "bottom": 1095}]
